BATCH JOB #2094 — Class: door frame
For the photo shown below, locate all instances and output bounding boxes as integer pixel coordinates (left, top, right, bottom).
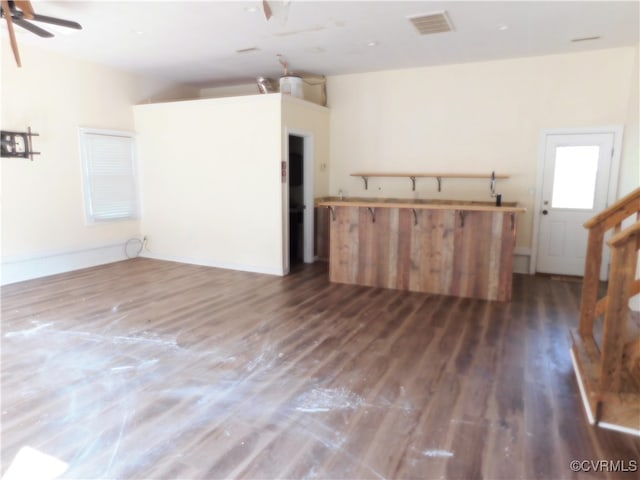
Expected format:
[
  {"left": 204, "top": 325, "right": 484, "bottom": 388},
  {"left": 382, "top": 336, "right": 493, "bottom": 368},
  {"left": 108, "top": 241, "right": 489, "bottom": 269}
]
[
  {"left": 530, "top": 126, "right": 623, "bottom": 278},
  {"left": 283, "top": 128, "right": 315, "bottom": 274}
]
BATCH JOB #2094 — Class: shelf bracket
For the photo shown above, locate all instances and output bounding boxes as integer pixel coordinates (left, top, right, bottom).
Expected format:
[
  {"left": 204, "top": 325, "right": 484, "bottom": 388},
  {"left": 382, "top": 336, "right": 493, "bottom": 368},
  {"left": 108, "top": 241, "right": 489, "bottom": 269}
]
[
  {"left": 367, "top": 207, "right": 376, "bottom": 223},
  {"left": 409, "top": 176, "right": 417, "bottom": 191},
  {"left": 327, "top": 206, "right": 336, "bottom": 221},
  {"left": 411, "top": 208, "right": 418, "bottom": 226},
  {"left": 435, "top": 176, "right": 442, "bottom": 192},
  {"left": 359, "top": 175, "right": 369, "bottom": 190},
  {"left": 510, "top": 213, "right": 515, "bottom": 231},
  {"left": 490, "top": 170, "right": 496, "bottom": 197},
  {"left": 459, "top": 211, "right": 465, "bottom": 228}
]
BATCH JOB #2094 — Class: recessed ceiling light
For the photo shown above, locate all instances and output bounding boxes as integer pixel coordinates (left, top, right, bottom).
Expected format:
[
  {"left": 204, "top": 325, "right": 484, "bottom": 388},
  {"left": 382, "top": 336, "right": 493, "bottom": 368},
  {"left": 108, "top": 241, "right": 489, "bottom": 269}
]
[
  {"left": 497, "top": 24, "right": 508, "bottom": 31},
  {"left": 367, "top": 41, "right": 378, "bottom": 47},
  {"left": 245, "top": 6, "right": 258, "bottom": 13}
]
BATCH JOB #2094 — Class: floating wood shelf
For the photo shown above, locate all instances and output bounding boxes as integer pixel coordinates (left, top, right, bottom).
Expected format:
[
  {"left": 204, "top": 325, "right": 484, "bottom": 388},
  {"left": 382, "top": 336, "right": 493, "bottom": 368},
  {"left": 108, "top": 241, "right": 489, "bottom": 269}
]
[{"left": 350, "top": 172, "right": 510, "bottom": 192}]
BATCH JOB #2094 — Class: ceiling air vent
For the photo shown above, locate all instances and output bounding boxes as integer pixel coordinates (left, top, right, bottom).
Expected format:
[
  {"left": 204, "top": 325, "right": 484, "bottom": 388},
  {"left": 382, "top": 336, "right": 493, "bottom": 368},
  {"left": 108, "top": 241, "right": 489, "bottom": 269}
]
[{"left": 408, "top": 11, "right": 454, "bottom": 35}]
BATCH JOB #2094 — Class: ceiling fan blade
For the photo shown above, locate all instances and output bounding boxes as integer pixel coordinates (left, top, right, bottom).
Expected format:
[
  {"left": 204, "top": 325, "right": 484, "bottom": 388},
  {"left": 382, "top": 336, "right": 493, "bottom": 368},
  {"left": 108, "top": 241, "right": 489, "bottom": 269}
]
[
  {"left": 1, "top": 0, "right": 21, "bottom": 66},
  {"left": 30, "top": 13, "right": 81, "bottom": 30},
  {"left": 14, "top": 0, "right": 34, "bottom": 19},
  {"left": 13, "top": 17, "right": 53, "bottom": 37},
  {"left": 262, "top": 0, "right": 272, "bottom": 21}
]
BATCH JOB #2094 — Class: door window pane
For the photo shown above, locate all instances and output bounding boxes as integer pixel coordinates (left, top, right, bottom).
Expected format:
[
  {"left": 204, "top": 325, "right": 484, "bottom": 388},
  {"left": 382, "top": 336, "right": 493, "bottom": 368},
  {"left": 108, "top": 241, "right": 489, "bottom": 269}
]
[{"left": 551, "top": 146, "right": 599, "bottom": 209}]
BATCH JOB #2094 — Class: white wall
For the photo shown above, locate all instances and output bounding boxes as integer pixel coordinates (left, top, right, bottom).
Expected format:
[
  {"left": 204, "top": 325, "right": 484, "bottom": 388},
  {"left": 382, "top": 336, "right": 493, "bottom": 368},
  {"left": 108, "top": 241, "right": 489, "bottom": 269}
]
[
  {"left": 133, "top": 94, "right": 284, "bottom": 275},
  {"left": 619, "top": 44, "right": 639, "bottom": 198},
  {"left": 281, "top": 96, "right": 331, "bottom": 197},
  {"left": 281, "top": 95, "right": 330, "bottom": 268},
  {"left": 620, "top": 44, "right": 640, "bottom": 312},
  {"left": 327, "top": 47, "right": 637, "bottom": 252},
  {"left": 201, "top": 79, "right": 326, "bottom": 106},
  {"left": 200, "top": 83, "right": 258, "bottom": 98},
  {"left": 4, "top": 42, "right": 636, "bottom": 284},
  {"left": 1, "top": 43, "right": 193, "bottom": 284}
]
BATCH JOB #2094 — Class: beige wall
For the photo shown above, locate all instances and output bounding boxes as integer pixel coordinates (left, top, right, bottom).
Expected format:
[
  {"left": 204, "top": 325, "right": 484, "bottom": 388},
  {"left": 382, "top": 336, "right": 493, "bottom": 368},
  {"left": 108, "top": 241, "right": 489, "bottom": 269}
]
[
  {"left": 281, "top": 96, "right": 331, "bottom": 197},
  {"left": 200, "top": 83, "right": 258, "bottom": 98},
  {"left": 133, "top": 94, "right": 284, "bottom": 274},
  {"left": 281, "top": 95, "right": 330, "bottom": 267},
  {"left": 201, "top": 80, "right": 326, "bottom": 106},
  {"left": 0, "top": 43, "right": 194, "bottom": 283},
  {"left": 137, "top": 79, "right": 200, "bottom": 104},
  {"left": 620, "top": 44, "right": 640, "bottom": 311},
  {"left": 619, "top": 44, "right": 640, "bottom": 198},
  {"left": 4, "top": 41, "right": 637, "bottom": 282},
  {"left": 327, "top": 47, "right": 637, "bottom": 249}
]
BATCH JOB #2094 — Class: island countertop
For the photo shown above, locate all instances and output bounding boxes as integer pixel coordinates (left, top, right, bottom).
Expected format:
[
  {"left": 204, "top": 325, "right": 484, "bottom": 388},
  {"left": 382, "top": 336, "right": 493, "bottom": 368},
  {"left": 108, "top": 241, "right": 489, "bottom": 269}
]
[
  {"left": 315, "top": 196, "right": 526, "bottom": 213},
  {"left": 314, "top": 196, "right": 526, "bottom": 301}
]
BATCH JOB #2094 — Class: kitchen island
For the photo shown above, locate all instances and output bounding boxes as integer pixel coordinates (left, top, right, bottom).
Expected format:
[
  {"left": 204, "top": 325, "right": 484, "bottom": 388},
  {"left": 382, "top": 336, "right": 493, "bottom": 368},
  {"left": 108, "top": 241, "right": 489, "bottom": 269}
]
[{"left": 316, "top": 197, "right": 526, "bottom": 301}]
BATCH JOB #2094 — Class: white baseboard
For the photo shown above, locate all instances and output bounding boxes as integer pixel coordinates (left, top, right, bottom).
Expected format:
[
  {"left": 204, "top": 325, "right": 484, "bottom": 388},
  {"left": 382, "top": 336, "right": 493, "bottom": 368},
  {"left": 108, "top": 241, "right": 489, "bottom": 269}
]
[
  {"left": 513, "top": 247, "right": 531, "bottom": 274},
  {"left": 140, "top": 252, "right": 285, "bottom": 276},
  {"left": 1, "top": 243, "right": 536, "bottom": 285},
  {"left": 1, "top": 242, "right": 129, "bottom": 285}
]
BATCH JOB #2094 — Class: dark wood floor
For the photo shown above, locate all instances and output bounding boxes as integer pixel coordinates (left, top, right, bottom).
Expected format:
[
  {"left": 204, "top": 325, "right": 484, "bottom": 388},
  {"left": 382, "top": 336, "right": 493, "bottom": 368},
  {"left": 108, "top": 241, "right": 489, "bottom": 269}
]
[{"left": 2, "top": 259, "right": 639, "bottom": 479}]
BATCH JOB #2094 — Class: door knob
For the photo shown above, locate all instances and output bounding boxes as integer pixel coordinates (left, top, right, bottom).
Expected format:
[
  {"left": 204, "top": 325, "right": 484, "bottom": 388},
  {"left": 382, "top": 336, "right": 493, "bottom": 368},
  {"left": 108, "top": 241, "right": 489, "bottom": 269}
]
[{"left": 542, "top": 209, "right": 549, "bottom": 215}]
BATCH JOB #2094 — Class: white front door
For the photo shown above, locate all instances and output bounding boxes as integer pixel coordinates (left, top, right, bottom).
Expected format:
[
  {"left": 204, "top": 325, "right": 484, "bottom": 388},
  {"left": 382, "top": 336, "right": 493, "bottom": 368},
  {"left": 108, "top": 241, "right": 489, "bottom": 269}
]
[{"left": 536, "top": 132, "right": 615, "bottom": 277}]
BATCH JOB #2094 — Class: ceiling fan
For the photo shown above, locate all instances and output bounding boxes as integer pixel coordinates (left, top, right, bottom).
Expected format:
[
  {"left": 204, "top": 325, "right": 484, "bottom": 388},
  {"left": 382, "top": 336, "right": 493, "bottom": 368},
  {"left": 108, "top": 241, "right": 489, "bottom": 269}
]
[
  {"left": 261, "top": 0, "right": 292, "bottom": 22},
  {"left": 1, "top": 0, "right": 82, "bottom": 67}
]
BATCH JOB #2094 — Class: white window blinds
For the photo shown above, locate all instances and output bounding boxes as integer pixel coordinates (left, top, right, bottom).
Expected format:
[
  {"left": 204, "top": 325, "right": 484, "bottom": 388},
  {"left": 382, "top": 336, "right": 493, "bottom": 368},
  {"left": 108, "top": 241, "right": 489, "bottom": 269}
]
[{"left": 80, "top": 129, "right": 138, "bottom": 222}]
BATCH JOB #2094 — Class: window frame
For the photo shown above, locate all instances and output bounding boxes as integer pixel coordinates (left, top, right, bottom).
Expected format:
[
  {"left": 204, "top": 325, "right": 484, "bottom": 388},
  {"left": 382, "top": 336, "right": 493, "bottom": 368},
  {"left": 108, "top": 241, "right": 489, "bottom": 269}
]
[{"left": 78, "top": 127, "right": 139, "bottom": 225}]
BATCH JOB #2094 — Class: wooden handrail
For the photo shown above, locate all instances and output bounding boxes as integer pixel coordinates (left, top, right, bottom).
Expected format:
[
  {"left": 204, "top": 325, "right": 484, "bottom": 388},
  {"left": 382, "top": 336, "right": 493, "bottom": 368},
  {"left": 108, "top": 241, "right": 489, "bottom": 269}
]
[
  {"left": 571, "top": 218, "right": 640, "bottom": 435},
  {"left": 593, "top": 282, "right": 640, "bottom": 317},
  {"left": 599, "top": 220, "right": 640, "bottom": 393},
  {"left": 579, "top": 188, "right": 640, "bottom": 338},
  {"left": 608, "top": 221, "right": 640, "bottom": 248},
  {"left": 584, "top": 188, "right": 640, "bottom": 231},
  {"left": 572, "top": 200, "right": 640, "bottom": 432},
  {"left": 594, "top": 221, "right": 640, "bottom": 327}
]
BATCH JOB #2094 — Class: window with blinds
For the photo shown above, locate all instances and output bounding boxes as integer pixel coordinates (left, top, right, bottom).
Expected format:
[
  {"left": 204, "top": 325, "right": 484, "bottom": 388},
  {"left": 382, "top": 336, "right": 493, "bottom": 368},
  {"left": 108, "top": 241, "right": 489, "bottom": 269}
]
[{"left": 79, "top": 129, "right": 138, "bottom": 223}]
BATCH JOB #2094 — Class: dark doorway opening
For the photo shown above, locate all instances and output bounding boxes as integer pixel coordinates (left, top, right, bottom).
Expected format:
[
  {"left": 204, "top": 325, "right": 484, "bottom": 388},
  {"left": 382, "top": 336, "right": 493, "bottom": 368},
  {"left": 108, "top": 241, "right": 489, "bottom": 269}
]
[{"left": 289, "top": 135, "right": 304, "bottom": 265}]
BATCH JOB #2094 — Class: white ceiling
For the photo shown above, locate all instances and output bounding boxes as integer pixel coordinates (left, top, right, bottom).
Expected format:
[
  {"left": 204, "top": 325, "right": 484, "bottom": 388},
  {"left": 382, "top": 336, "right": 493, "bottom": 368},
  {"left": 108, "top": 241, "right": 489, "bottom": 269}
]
[{"left": 6, "top": 0, "right": 640, "bottom": 87}]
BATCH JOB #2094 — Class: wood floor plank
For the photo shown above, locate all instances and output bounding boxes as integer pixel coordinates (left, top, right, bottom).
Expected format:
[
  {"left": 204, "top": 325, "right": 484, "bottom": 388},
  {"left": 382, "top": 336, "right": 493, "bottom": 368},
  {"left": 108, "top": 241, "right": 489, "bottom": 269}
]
[{"left": 2, "top": 258, "right": 639, "bottom": 479}]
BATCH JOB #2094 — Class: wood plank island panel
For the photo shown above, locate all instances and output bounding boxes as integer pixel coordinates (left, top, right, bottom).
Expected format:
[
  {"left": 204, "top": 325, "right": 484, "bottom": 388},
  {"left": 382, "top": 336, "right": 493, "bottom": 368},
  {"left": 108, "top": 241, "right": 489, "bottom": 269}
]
[
  {"left": 314, "top": 207, "right": 330, "bottom": 260},
  {"left": 326, "top": 205, "right": 520, "bottom": 301}
]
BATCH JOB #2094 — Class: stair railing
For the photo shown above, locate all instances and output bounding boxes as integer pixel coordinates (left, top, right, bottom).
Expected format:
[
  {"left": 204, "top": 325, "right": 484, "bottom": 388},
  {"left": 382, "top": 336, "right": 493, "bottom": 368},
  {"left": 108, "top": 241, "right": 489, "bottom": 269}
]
[
  {"left": 579, "top": 188, "right": 640, "bottom": 341},
  {"left": 598, "top": 221, "right": 640, "bottom": 393}
]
